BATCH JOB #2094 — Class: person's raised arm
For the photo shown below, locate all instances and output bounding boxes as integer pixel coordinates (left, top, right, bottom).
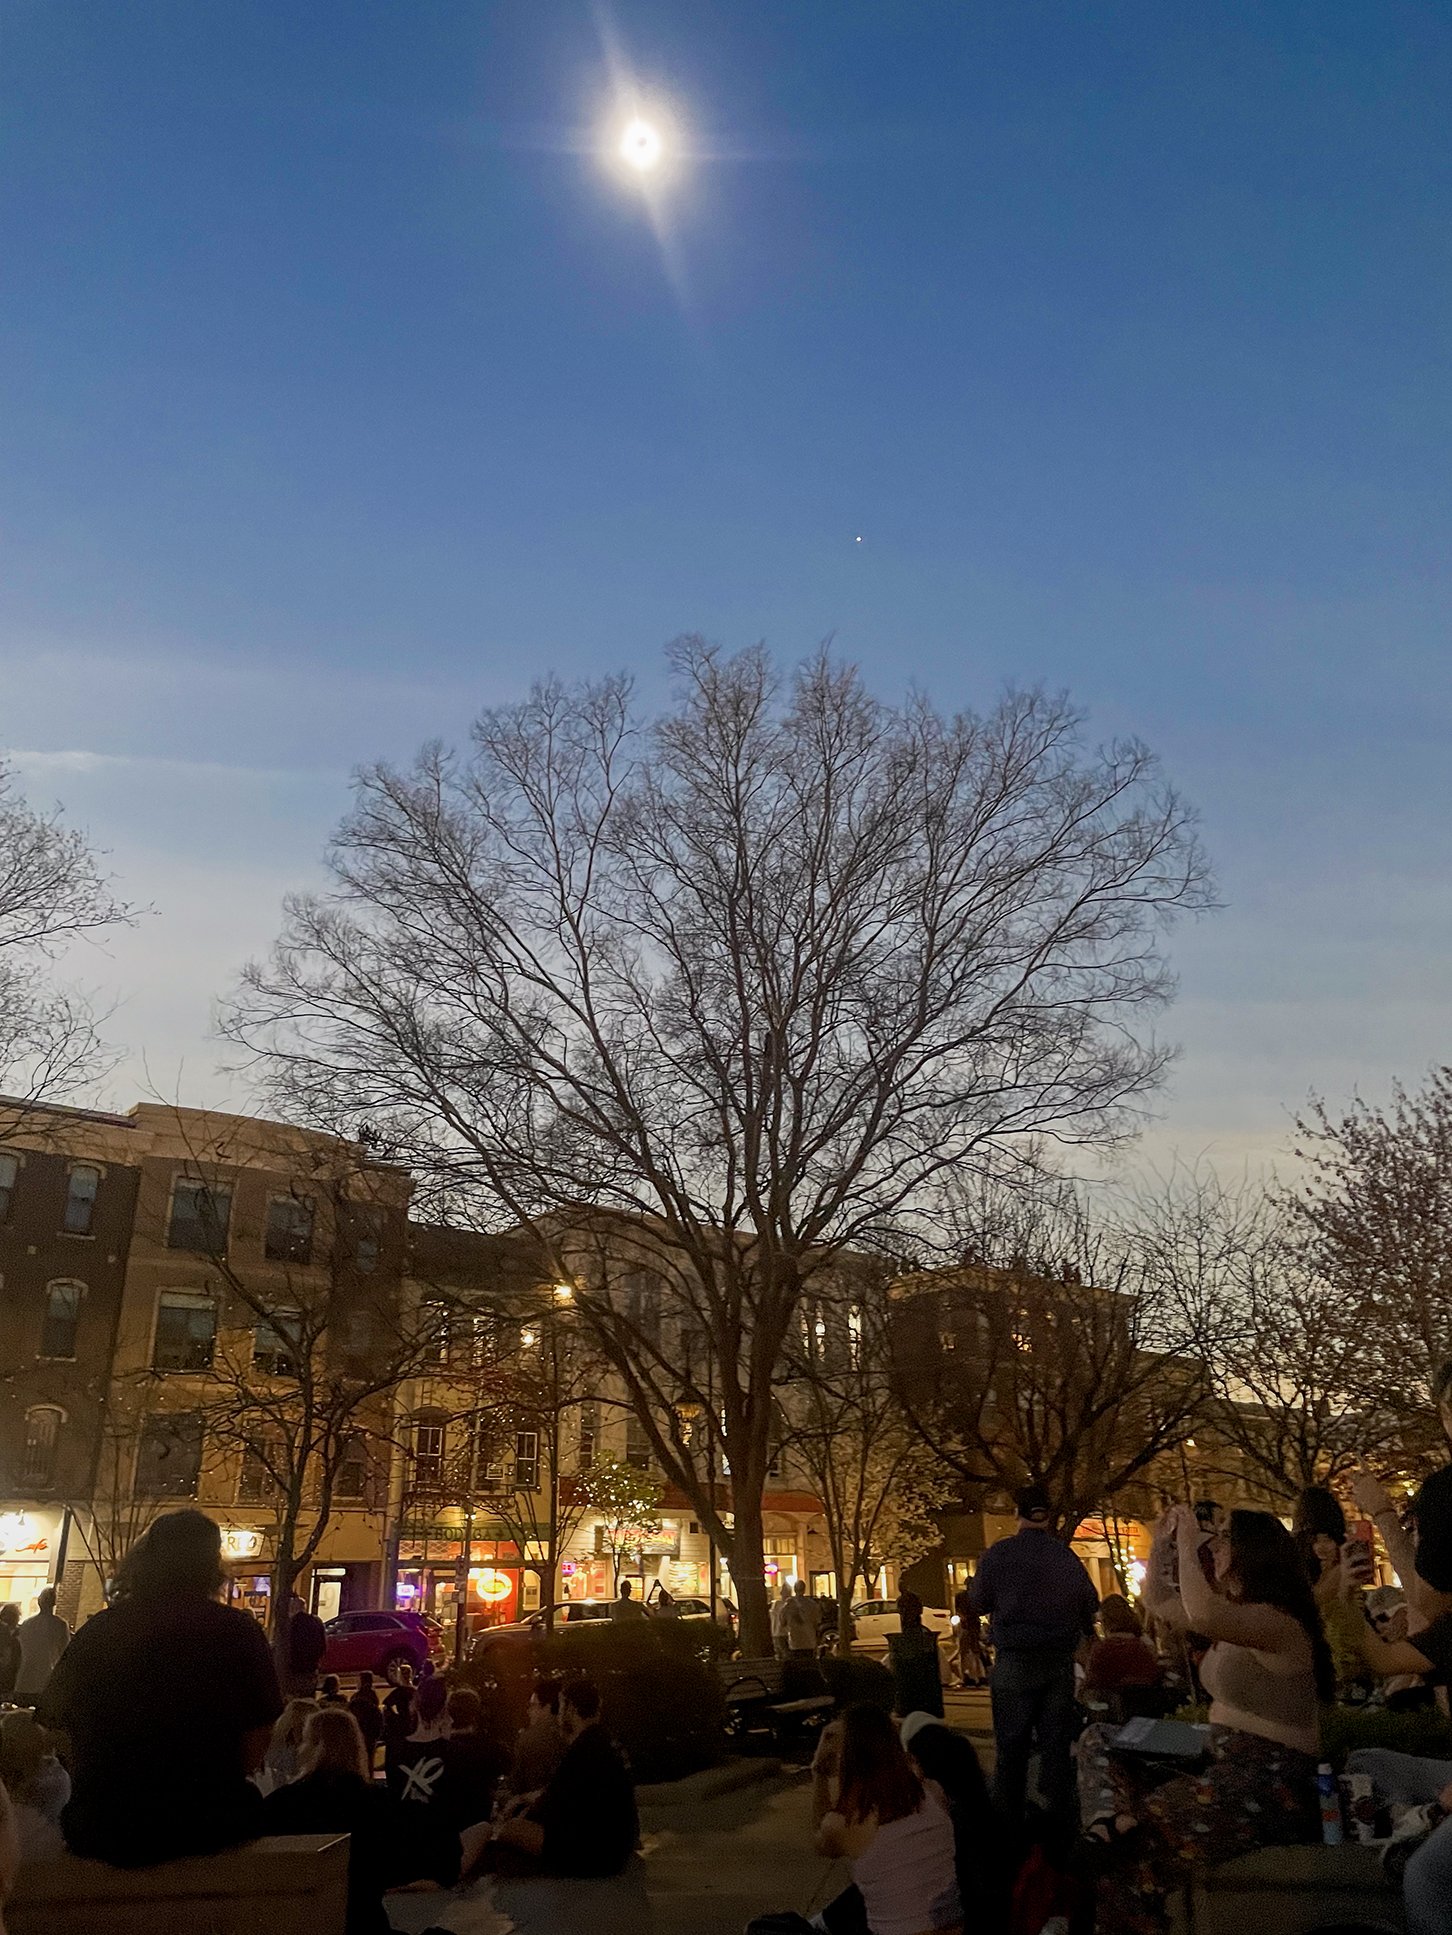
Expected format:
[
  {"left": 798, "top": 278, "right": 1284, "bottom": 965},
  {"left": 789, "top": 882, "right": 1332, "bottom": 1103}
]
[
  {"left": 1353, "top": 1471, "right": 1419, "bottom": 1598},
  {"left": 1142, "top": 1511, "right": 1190, "bottom": 1632},
  {"left": 1173, "top": 1511, "right": 1302, "bottom": 1651}
]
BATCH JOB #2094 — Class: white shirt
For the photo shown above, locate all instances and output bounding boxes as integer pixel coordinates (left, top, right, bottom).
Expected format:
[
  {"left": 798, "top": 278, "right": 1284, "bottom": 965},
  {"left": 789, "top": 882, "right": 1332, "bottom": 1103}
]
[{"left": 784, "top": 1595, "right": 820, "bottom": 1651}]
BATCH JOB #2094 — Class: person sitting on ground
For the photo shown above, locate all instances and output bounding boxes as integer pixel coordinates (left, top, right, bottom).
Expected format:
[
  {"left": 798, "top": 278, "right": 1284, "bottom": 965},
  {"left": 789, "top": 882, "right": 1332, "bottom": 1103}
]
[
  {"left": 438, "top": 1687, "right": 508, "bottom": 1829},
  {"left": 502, "top": 1676, "right": 567, "bottom": 1800},
  {"left": 389, "top": 1674, "right": 450, "bottom": 1807},
  {"left": 348, "top": 1670, "right": 384, "bottom": 1761},
  {"left": 381, "top": 1663, "right": 416, "bottom": 1783},
  {"left": 775, "top": 1702, "right": 961, "bottom": 1935},
  {"left": 887, "top": 1591, "right": 945, "bottom": 1720},
  {"left": 0, "top": 1608, "right": 20, "bottom": 1705},
  {"left": 262, "top": 1706, "right": 460, "bottom": 1935},
  {"left": 262, "top": 1698, "right": 319, "bottom": 1793},
  {"left": 318, "top": 1673, "right": 348, "bottom": 1710},
  {"left": 469, "top": 1676, "right": 638, "bottom": 1879},
  {"left": 1080, "top": 1505, "right": 1330, "bottom": 1935},
  {"left": 38, "top": 1509, "right": 282, "bottom": 1866},
  {"left": 13, "top": 1590, "right": 69, "bottom": 1709},
  {"left": 1082, "top": 1594, "right": 1165, "bottom": 1715},
  {"left": 609, "top": 1578, "right": 646, "bottom": 1622},
  {"left": 0, "top": 1713, "right": 69, "bottom": 1863},
  {"left": 902, "top": 1712, "right": 1011, "bottom": 1935}
]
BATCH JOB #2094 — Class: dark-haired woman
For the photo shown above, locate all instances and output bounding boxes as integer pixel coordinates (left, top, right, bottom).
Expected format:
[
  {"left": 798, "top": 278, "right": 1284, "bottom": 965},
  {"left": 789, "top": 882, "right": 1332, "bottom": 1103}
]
[
  {"left": 812, "top": 1704, "right": 961, "bottom": 1935},
  {"left": 1079, "top": 1505, "right": 1329, "bottom": 1935},
  {"left": 901, "top": 1713, "right": 1010, "bottom": 1933},
  {"left": 38, "top": 1510, "right": 282, "bottom": 1866}
]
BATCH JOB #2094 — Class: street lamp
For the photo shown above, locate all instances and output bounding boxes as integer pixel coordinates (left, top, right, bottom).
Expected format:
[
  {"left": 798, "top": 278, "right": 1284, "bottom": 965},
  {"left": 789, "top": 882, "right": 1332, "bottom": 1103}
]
[{"left": 674, "top": 1383, "right": 719, "bottom": 1626}]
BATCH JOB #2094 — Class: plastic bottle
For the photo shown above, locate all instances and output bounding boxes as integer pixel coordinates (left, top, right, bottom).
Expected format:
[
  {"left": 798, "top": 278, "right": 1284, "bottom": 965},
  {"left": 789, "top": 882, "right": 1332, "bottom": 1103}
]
[{"left": 1318, "top": 1762, "right": 1343, "bottom": 1845}]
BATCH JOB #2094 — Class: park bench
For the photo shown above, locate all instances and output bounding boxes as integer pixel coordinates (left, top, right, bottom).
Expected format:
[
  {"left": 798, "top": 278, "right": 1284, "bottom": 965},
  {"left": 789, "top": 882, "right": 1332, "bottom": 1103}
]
[
  {"left": 6, "top": 1832, "right": 349, "bottom": 1935},
  {"left": 716, "top": 1654, "right": 835, "bottom": 1750},
  {"left": 1169, "top": 1842, "right": 1404, "bottom": 1935}
]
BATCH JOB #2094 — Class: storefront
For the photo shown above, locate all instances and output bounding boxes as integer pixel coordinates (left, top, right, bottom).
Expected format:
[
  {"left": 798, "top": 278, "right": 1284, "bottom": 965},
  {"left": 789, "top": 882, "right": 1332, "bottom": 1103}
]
[
  {"left": 0, "top": 1507, "right": 63, "bottom": 1612},
  {"left": 395, "top": 1526, "right": 534, "bottom": 1633}
]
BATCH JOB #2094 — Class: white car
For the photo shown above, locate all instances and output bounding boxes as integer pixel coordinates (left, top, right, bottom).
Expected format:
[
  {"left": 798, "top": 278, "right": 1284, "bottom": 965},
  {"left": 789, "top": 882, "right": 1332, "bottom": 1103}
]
[{"left": 850, "top": 1599, "right": 955, "bottom": 1648}]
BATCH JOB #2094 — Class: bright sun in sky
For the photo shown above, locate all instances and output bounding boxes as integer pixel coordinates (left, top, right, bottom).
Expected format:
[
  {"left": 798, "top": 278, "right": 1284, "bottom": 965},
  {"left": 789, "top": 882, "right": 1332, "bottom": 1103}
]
[{"left": 618, "top": 116, "right": 664, "bottom": 172}]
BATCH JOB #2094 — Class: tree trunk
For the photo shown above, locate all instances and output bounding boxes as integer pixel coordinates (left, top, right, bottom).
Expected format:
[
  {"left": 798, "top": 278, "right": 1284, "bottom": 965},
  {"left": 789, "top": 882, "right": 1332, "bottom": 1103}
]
[{"left": 729, "top": 1509, "right": 771, "bottom": 1655}]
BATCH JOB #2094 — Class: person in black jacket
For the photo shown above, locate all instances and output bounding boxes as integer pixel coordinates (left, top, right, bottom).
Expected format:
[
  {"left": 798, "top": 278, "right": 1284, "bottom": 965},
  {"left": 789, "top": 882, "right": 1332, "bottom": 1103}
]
[
  {"left": 0, "top": 1606, "right": 20, "bottom": 1704},
  {"left": 262, "top": 1707, "right": 459, "bottom": 1935},
  {"left": 285, "top": 1595, "right": 327, "bottom": 1698}
]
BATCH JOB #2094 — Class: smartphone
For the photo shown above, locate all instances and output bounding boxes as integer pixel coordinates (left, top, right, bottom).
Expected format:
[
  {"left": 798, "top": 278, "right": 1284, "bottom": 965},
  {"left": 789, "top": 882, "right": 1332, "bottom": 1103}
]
[
  {"left": 1343, "top": 1535, "right": 1374, "bottom": 1585},
  {"left": 1193, "top": 1500, "right": 1225, "bottom": 1535}
]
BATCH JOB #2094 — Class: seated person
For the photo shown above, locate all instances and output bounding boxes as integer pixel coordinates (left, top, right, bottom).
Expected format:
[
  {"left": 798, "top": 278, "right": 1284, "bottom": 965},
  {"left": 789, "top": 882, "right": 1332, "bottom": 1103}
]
[
  {"left": 903, "top": 1713, "right": 1009, "bottom": 1934},
  {"left": 347, "top": 1672, "right": 384, "bottom": 1761},
  {"left": 439, "top": 1687, "right": 508, "bottom": 1829},
  {"left": 388, "top": 1674, "right": 450, "bottom": 1806},
  {"left": 38, "top": 1510, "right": 281, "bottom": 1866},
  {"left": 466, "top": 1677, "right": 637, "bottom": 1879},
  {"left": 503, "top": 1676, "right": 567, "bottom": 1800},
  {"left": 0, "top": 1713, "right": 69, "bottom": 1862},
  {"left": 262, "top": 1707, "right": 461, "bottom": 1935},
  {"left": 1083, "top": 1594, "right": 1165, "bottom": 1710},
  {"left": 318, "top": 1674, "right": 348, "bottom": 1710}
]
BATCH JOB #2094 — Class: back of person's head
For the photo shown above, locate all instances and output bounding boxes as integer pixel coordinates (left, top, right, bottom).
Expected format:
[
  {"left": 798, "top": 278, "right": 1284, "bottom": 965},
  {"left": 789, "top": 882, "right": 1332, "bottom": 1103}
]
[
  {"left": 36, "top": 1589, "right": 56, "bottom": 1616},
  {"left": 0, "top": 1605, "right": 17, "bottom": 1631},
  {"left": 0, "top": 1713, "right": 52, "bottom": 1805},
  {"left": 301, "top": 1707, "right": 369, "bottom": 1781},
  {"left": 357, "top": 1670, "right": 374, "bottom": 1692},
  {"left": 897, "top": 1589, "right": 925, "bottom": 1630},
  {"left": 561, "top": 1676, "right": 601, "bottom": 1726},
  {"left": 1099, "top": 1593, "right": 1144, "bottom": 1638},
  {"left": 113, "top": 1510, "right": 225, "bottom": 1602},
  {"left": 1014, "top": 1483, "right": 1051, "bottom": 1525},
  {"left": 1226, "top": 1509, "right": 1335, "bottom": 1700},
  {"left": 1292, "top": 1485, "right": 1348, "bottom": 1583},
  {"left": 793, "top": 1578, "right": 807, "bottom": 1595},
  {"left": 274, "top": 1698, "right": 317, "bottom": 1754},
  {"left": 1412, "top": 1467, "right": 1452, "bottom": 1593},
  {"left": 395, "top": 1662, "right": 415, "bottom": 1687},
  {"left": 446, "top": 1687, "right": 481, "bottom": 1732},
  {"left": 618, "top": 1580, "right": 633, "bottom": 1599},
  {"left": 839, "top": 1703, "right": 923, "bottom": 1826},
  {"left": 531, "top": 1675, "right": 562, "bottom": 1717},
  {"left": 320, "top": 1674, "right": 340, "bottom": 1698},
  {"left": 415, "top": 1676, "right": 448, "bottom": 1726}
]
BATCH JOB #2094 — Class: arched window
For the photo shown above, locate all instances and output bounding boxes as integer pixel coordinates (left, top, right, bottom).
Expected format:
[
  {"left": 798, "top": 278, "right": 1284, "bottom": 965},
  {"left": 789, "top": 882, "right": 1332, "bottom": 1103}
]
[
  {"left": 63, "top": 1165, "right": 100, "bottom": 1236},
  {"left": 22, "top": 1406, "right": 63, "bottom": 1489},
  {"left": 40, "top": 1281, "right": 84, "bottom": 1360}
]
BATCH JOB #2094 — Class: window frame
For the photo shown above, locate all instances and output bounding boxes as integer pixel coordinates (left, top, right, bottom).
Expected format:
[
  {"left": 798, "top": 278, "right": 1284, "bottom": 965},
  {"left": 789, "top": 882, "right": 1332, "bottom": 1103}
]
[
  {"left": 39, "top": 1279, "right": 85, "bottom": 1361},
  {"left": 151, "top": 1291, "right": 217, "bottom": 1374},
  {"left": 165, "top": 1175, "right": 233, "bottom": 1256},
  {"left": 251, "top": 1307, "right": 302, "bottom": 1379},
  {"left": 134, "top": 1411, "right": 204, "bottom": 1499},
  {"left": 62, "top": 1163, "right": 101, "bottom": 1237},
  {"left": 0, "top": 1152, "right": 18, "bottom": 1223},
  {"left": 263, "top": 1194, "right": 315, "bottom": 1265},
  {"left": 22, "top": 1405, "right": 64, "bottom": 1488}
]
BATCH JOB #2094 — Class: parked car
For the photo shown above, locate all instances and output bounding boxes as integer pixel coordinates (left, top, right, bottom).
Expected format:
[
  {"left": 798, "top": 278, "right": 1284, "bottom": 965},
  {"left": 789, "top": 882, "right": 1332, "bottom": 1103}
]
[
  {"left": 849, "top": 1599, "right": 955, "bottom": 1648},
  {"left": 319, "top": 1609, "right": 445, "bottom": 1680},
  {"left": 469, "top": 1601, "right": 618, "bottom": 1659}
]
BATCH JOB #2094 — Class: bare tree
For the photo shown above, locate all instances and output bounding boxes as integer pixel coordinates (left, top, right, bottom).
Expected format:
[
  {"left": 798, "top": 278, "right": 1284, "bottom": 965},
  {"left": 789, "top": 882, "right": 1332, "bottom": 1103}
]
[
  {"left": 1130, "top": 1163, "right": 1394, "bottom": 1499},
  {"left": 0, "top": 760, "right": 133, "bottom": 1119},
  {"left": 224, "top": 642, "right": 1210, "bottom": 1648},
  {"left": 574, "top": 1455, "right": 664, "bottom": 1593},
  {"left": 893, "top": 1176, "right": 1213, "bottom": 1538},
  {"left": 781, "top": 1271, "right": 956, "bottom": 1650},
  {"left": 1289, "top": 1069, "right": 1452, "bottom": 1473}
]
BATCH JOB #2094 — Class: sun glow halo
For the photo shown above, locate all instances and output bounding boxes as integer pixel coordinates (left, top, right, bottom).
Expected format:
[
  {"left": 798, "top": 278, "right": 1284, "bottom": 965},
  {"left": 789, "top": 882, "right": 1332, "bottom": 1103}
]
[{"left": 619, "top": 116, "right": 664, "bottom": 172}]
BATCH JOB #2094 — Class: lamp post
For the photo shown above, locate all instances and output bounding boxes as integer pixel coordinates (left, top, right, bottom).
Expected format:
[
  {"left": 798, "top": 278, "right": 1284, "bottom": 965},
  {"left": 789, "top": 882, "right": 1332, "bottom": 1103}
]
[{"left": 674, "top": 1376, "right": 720, "bottom": 1627}]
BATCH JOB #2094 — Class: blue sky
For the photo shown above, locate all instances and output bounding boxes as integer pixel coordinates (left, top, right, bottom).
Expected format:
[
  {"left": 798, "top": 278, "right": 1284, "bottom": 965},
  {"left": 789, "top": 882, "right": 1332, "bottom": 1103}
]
[{"left": 3, "top": 1, "right": 1449, "bottom": 1168}]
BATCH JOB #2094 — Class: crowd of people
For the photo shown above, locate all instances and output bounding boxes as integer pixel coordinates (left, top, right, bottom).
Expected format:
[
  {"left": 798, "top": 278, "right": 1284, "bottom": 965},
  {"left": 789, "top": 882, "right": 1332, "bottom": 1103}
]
[{"left": 9, "top": 1442, "right": 1452, "bottom": 1935}]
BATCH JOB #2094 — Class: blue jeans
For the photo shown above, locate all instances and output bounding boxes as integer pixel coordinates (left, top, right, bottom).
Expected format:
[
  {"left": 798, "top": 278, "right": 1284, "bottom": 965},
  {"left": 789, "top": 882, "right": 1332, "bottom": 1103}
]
[
  {"left": 1348, "top": 1747, "right": 1452, "bottom": 1935},
  {"left": 990, "top": 1649, "right": 1078, "bottom": 1833}
]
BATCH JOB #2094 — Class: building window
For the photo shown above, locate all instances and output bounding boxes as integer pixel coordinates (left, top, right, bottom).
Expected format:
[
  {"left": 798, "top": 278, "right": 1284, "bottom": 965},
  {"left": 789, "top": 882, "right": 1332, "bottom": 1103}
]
[
  {"left": 420, "top": 1301, "right": 450, "bottom": 1367},
  {"left": 0, "top": 1153, "right": 16, "bottom": 1223},
  {"left": 22, "top": 1407, "right": 63, "bottom": 1488},
  {"left": 166, "top": 1178, "right": 232, "bottom": 1254},
  {"left": 847, "top": 1305, "right": 863, "bottom": 1365},
  {"left": 411, "top": 1416, "right": 446, "bottom": 1492},
  {"left": 40, "top": 1281, "right": 84, "bottom": 1360},
  {"left": 135, "top": 1413, "right": 203, "bottom": 1497},
  {"left": 264, "top": 1195, "right": 314, "bottom": 1265},
  {"left": 625, "top": 1417, "right": 652, "bottom": 1471},
  {"left": 514, "top": 1430, "right": 540, "bottom": 1492},
  {"left": 62, "top": 1164, "right": 100, "bottom": 1236},
  {"left": 238, "top": 1443, "right": 276, "bottom": 1504},
  {"left": 577, "top": 1403, "right": 598, "bottom": 1470},
  {"left": 251, "top": 1308, "right": 301, "bottom": 1378},
  {"left": 353, "top": 1207, "right": 382, "bottom": 1275},
  {"left": 152, "top": 1292, "right": 216, "bottom": 1373},
  {"left": 335, "top": 1440, "right": 370, "bottom": 1504}
]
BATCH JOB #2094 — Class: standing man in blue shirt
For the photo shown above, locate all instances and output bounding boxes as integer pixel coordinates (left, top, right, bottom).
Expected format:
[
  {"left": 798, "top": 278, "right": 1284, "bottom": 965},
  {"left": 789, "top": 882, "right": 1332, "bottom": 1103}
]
[{"left": 968, "top": 1483, "right": 1099, "bottom": 1841}]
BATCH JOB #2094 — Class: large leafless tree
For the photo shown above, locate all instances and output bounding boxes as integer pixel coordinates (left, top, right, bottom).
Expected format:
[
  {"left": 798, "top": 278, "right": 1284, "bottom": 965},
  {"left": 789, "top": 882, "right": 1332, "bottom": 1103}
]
[
  {"left": 0, "top": 759, "right": 133, "bottom": 1119},
  {"left": 224, "top": 641, "right": 1210, "bottom": 1649}
]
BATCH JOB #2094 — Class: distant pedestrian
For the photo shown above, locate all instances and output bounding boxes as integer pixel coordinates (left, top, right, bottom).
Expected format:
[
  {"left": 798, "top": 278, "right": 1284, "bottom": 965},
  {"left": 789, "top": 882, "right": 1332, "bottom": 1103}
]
[
  {"left": 285, "top": 1593, "right": 326, "bottom": 1698},
  {"left": 14, "top": 1589, "right": 70, "bottom": 1707},
  {"left": 319, "top": 1674, "right": 347, "bottom": 1709},
  {"left": 968, "top": 1483, "right": 1098, "bottom": 1840},
  {"left": 784, "top": 1579, "right": 821, "bottom": 1661},
  {"left": 609, "top": 1579, "right": 646, "bottom": 1622},
  {"left": 0, "top": 1606, "right": 20, "bottom": 1703},
  {"left": 770, "top": 1582, "right": 793, "bottom": 1660},
  {"left": 952, "top": 1584, "right": 987, "bottom": 1687},
  {"left": 887, "top": 1591, "right": 946, "bottom": 1719},
  {"left": 348, "top": 1671, "right": 383, "bottom": 1761}
]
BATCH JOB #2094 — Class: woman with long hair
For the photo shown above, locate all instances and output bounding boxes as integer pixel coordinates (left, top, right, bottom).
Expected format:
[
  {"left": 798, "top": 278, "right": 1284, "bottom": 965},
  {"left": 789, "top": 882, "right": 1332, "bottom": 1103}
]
[
  {"left": 262, "top": 1707, "right": 460, "bottom": 1935},
  {"left": 1080, "top": 1505, "right": 1331, "bottom": 1935},
  {"left": 901, "top": 1714, "right": 1010, "bottom": 1933},
  {"left": 261, "top": 1698, "right": 320, "bottom": 1793},
  {"left": 810, "top": 1703, "right": 961, "bottom": 1935},
  {"left": 37, "top": 1510, "right": 282, "bottom": 1867}
]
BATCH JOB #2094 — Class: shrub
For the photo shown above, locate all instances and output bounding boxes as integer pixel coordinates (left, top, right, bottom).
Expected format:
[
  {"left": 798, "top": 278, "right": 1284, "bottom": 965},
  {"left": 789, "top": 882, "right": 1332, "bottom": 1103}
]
[
  {"left": 821, "top": 1653, "right": 896, "bottom": 1711},
  {"left": 461, "top": 1619, "right": 728, "bottom": 1783}
]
